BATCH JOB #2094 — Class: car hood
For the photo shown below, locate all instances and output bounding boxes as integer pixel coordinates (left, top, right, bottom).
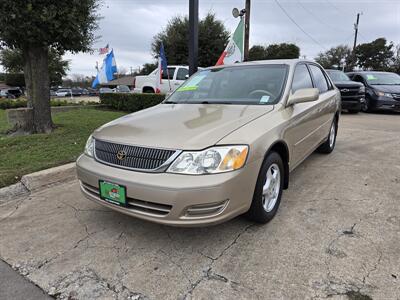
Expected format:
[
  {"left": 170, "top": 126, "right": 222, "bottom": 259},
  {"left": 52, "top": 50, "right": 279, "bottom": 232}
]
[
  {"left": 334, "top": 81, "right": 363, "bottom": 88},
  {"left": 371, "top": 84, "right": 400, "bottom": 93},
  {"left": 93, "top": 104, "right": 274, "bottom": 150}
]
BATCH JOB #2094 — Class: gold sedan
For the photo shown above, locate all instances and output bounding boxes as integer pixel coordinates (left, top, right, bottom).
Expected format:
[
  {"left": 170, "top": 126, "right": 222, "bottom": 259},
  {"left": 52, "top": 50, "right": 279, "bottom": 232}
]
[{"left": 77, "top": 59, "right": 341, "bottom": 226}]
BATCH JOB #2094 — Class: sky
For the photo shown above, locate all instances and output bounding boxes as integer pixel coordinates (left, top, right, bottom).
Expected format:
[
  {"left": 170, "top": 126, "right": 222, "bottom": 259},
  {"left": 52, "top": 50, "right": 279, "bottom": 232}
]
[{"left": 45, "top": 0, "right": 400, "bottom": 77}]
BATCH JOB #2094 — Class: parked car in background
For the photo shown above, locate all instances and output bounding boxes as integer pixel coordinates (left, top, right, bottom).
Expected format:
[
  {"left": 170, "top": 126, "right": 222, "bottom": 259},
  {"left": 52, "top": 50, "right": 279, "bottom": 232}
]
[
  {"left": 115, "top": 85, "right": 131, "bottom": 93},
  {"left": 347, "top": 71, "right": 400, "bottom": 112},
  {"left": 56, "top": 88, "right": 72, "bottom": 97},
  {"left": 326, "top": 69, "right": 365, "bottom": 113},
  {"left": 87, "top": 88, "right": 99, "bottom": 96},
  {"left": 133, "top": 65, "right": 190, "bottom": 94},
  {"left": 71, "top": 88, "right": 83, "bottom": 97},
  {"left": 77, "top": 59, "right": 341, "bottom": 226},
  {"left": 0, "top": 88, "right": 23, "bottom": 99},
  {"left": 99, "top": 87, "right": 114, "bottom": 94}
]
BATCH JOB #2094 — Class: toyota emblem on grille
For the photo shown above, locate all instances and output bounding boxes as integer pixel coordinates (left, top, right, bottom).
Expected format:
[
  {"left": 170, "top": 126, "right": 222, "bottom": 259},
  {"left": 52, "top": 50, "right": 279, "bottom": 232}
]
[
  {"left": 116, "top": 150, "right": 127, "bottom": 161},
  {"left": 341, "top": 88, "right": 349, "bottom": 92}
]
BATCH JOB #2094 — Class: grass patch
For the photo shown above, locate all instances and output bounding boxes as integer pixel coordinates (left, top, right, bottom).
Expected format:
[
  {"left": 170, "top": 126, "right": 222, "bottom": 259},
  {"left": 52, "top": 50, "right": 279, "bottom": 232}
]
[{"left": 0, "top": 108, "right": 127, "bottom": 188}]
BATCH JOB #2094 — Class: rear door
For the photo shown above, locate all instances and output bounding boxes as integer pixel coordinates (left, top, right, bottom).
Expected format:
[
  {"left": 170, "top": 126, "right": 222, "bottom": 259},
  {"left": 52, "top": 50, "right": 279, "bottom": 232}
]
[
  {"left": 173, "top": 67, "right": 189, "bottom": 91},
  {"left": 160, "top": 67, "right": 176, "bottom": 93},
  {"left": 308, "top": 64, "right": 337, "bottom": 144}
]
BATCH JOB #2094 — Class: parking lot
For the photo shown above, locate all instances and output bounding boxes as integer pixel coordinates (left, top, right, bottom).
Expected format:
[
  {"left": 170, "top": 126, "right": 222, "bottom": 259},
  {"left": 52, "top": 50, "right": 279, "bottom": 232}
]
[{"left": 0, "top": 112, "right": 399, "bottom": 300}]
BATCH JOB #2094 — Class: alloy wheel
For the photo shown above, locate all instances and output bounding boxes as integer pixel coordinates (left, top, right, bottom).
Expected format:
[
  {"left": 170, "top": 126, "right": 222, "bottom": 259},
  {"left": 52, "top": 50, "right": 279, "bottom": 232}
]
[{"left": 262, "top": 163, "right": 281, "bottom": 212}]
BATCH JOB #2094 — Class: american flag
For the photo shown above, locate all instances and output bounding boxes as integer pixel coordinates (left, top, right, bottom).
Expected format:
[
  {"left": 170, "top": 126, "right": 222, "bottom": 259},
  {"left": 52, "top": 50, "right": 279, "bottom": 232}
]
[{"left": 99, "top": 44, "right": 109, "bottom": 55}]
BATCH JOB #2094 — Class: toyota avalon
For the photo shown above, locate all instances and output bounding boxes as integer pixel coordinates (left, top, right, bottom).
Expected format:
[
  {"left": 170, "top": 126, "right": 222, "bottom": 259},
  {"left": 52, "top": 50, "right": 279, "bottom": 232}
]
[{"left": 76, "top": 59, "right": 341, "bottom": 226}]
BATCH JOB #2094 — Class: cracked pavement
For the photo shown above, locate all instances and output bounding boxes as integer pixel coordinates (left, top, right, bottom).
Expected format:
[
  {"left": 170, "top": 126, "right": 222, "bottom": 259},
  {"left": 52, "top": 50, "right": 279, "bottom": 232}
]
[{"left": 0, "top": 112, "right": 399, "bottom": 300}]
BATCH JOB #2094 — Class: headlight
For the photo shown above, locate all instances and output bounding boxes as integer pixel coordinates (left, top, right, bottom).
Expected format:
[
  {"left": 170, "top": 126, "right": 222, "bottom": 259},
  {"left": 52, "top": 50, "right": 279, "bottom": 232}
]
[
  {"left": 167, "top": 145, "right": 249, "bottom": 175},
  {"left": 84, "top": 135, "right": 94, "bottom": 157},
  {"left": 376, "top": 91, "right": 393, "bottom": 98},
  {"left": 359, "top": 86, "right": 365, "bottom": 93}
]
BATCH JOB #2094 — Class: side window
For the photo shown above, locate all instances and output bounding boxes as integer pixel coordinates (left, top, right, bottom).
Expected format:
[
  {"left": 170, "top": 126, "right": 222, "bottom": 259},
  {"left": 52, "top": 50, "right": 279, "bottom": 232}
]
[
  {"left": 309, "top": 65, "right": 329, "bottom": 93},
  {"left": 162, "top": 67, "right": 175, "bottom": 80},
  {"left": 291, "top": 64, "right": 313, "bottom": 93},
  {"left": 176, "top": 68, "right": 189, "bottom": 81}
]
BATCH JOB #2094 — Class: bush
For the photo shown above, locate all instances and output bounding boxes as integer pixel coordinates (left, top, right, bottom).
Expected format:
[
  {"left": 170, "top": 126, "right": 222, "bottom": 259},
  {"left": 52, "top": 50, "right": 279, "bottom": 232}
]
[{"left": 100, "top": 93, "right": 165, "bottom": 112}]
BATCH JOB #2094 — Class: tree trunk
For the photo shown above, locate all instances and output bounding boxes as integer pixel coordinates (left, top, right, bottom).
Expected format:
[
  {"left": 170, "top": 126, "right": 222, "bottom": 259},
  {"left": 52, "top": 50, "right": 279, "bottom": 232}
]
[{"left": 22, "top": 46, "right": 53, "bottom": 133}]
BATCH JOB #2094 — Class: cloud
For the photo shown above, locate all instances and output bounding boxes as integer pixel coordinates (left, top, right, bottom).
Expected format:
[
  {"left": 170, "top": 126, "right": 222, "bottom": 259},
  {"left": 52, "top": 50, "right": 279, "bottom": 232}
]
[{"left": 50, "top": 0, "right": 400, "bottom": 76}]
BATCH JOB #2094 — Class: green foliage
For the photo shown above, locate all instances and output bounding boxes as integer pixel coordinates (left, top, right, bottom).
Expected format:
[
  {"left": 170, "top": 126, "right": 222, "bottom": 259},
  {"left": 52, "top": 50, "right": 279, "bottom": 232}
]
[
  {"left": 315, "top": 45, "right": 353, "bottom": 71},
  {"left": 100, "top": 93, "right": 165, "bottom": 112},
  {"left": 391, "top": 45, "right": 400, "bottom": 74},
  {"left": 5, "top": 73, "right": 25, "bottom": 87},
  {"left": 0, "top": 108, "right": 126, "bottom": 187},
  {"left": 152, "top": 13, "right": 230, "bottom": 67},
  {"left": 355, "top": 38, "right": 394, "bottom": 71},
  {"left": 136, "top": 63, "right": 158, "bottom": 76},
  {"left": 248, "top": 43, "right": 300, "bottom": 61},
  {"left": 0, "top": 1, "right": 99, "bottom": 53},
  {"left": 0, "top": 48, "right": 70, "bottom": 86}
]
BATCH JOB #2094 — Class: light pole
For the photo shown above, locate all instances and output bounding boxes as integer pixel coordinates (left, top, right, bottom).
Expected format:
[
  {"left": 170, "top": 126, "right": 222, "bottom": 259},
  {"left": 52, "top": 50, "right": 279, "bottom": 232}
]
[{"left": 232, "top": 0, "right": 251, "bottom": 61}]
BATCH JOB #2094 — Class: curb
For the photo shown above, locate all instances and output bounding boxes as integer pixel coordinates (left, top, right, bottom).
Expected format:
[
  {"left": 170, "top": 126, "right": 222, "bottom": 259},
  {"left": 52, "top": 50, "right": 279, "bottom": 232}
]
[
  {"left": 0, "top": 163, "right": 76, "bottom": 201},
  {"left": 21, "top": 162, "right": 76, "bottom": 191}
]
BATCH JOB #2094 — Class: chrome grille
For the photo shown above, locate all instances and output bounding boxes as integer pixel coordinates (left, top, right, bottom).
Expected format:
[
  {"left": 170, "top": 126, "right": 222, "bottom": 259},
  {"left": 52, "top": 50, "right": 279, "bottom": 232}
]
[
  {"left": 94, "top": 139, "right": 177, "bottom": 171},
  {"left": 340, "top": 88, "right": 359, "bottom": 97}
]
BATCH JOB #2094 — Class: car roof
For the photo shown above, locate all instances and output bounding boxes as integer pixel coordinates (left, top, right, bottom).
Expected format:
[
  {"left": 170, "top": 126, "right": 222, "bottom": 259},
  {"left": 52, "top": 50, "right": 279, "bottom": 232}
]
[{"left": 205, "top": 59, "right": 317, "bottom": 70}]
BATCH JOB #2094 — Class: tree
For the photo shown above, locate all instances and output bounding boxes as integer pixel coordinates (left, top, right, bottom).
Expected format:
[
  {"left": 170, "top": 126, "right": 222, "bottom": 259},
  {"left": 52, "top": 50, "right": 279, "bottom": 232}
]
[
  {"left": 315, "top": 45, "right": 353, "bottom": 71},
  {"left": 390, "top": 44, "right": 400, "bottom": 74},
  {"left": 136, "top": 63, "right": 157, "bottom": 76},
  {"left": 0, "top": 1, "right": 99, "bottom": 133},
  {"left": 248, "top": 43, "right": 300, "bottom": 61},
  {"left": 152, "top": 13, "right": 230, "bottom": 67},
  {"left": 249, "top": 45, "right": 267, "bottom": 61},
  {"left": 0, "top": 48, "right": 70, "bottom": 86},
  {"left": 355, "top": 38, "right": 394, "bottom": 71}
]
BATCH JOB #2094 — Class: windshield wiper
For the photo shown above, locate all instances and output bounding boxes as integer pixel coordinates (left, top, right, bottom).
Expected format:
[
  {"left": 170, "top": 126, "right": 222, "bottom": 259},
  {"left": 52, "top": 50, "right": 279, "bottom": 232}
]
[{"left": 163, "top": 100, "right": 178, "bottom": 104}]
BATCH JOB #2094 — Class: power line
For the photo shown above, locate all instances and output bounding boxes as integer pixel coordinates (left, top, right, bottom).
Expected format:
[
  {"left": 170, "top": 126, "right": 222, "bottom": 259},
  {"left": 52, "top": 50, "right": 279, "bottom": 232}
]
[{"left": 274, "top": 0, "right": 326, "bottom": 51}]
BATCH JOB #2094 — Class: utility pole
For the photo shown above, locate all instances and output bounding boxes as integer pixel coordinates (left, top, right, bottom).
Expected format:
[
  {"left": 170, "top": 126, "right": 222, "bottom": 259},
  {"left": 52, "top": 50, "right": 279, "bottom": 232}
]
[
  {"left": 244, "top": 0, "right": 251, "bottom": 61},
  {"left": 189, "top": 0, "right": 199, "bottom": 75},
  {"left": 353, "top": 13, "right": 360, "bottom": 52}
]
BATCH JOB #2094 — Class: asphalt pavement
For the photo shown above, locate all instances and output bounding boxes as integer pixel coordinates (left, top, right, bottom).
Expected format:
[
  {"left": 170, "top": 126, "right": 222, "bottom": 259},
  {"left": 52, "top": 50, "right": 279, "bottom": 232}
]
[{"left": 0, "top": 112, "right": 399, "bottom": 300}]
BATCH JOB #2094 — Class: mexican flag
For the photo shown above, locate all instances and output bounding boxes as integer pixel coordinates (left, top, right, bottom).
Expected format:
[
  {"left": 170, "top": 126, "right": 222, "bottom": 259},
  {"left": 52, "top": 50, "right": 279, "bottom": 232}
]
[{"left": 216, "top": 18, "right": 244, "bottom": 65}]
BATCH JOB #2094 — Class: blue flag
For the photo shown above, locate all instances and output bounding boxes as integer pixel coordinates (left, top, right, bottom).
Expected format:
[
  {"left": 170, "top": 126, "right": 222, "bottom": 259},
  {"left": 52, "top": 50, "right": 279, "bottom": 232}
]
[
  {"left": 92, "top": 50, "right": 117, "bottom": 88},
  {"left": 160, "top": 42, "right": 168, "bottom": 75}
]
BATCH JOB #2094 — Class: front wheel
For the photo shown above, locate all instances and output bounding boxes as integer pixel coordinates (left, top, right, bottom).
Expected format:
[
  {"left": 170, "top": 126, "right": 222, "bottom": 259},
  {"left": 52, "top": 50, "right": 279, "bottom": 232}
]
[
  {"left": 361, "top": 98, "right": 372, "bottom": 113},
  {"left": 245, "top": 152, "right": 284, "bottom": 223},
  {"left": 317, "top": 119, "right": 337, "bottom": 154}
]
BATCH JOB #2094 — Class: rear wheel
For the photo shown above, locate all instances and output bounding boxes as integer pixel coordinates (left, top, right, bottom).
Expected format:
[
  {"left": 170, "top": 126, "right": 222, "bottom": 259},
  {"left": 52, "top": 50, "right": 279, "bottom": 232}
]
[
  {"left": 246, "top": 152, "right": 284, "bottom": 223},
  {"left": 143, "top": 87, "right": 155, "bottom": 93},
  {"left": 317, "top": 119, "right": 337, "bottom": 154}
]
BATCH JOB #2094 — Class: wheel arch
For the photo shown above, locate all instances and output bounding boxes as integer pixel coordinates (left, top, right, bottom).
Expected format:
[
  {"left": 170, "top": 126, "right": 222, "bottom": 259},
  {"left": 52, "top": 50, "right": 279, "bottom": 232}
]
[
  {"left": 142, "top": 86, "right": 155, "bottom": 93},
  {"left": 265, "top": 140, "right": 290, "bottom": 189}
]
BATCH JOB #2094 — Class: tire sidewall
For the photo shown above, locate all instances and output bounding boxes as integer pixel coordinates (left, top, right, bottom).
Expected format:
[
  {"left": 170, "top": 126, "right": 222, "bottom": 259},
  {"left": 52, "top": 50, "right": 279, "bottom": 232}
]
[{"left": 249, "top": 152, "right": 284, "bottom": 222}]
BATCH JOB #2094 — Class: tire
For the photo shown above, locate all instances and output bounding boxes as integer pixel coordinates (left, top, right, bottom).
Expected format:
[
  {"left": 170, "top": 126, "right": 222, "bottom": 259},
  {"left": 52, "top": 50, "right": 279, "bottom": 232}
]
[
  {"left": 361, "top": 97, "right": 372, "bottom": 113},
  {"left": 317, "top": 119, "right": 337, "bottom": 154},
  {"left": 245, "top": 151, "right": 284, "bottom": 223},
  {"left": 143, "top": 88, "right": 154, "bottom": 93}
]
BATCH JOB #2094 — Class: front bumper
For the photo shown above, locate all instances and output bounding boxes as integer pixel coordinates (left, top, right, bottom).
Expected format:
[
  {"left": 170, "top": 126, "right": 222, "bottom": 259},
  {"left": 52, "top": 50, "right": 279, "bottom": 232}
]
[
  {"left": 373, "top": 97, "right": 400, "bottom": 112},
  {"left": 340, "top": 95, "right": 364, "bottom": 111},
  {"left": 76, "top": 154, "right": 262, "bottom": 226}
]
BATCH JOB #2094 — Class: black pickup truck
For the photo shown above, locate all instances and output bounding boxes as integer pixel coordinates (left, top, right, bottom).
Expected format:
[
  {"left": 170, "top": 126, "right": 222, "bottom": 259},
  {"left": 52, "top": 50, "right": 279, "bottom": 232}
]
[{"left": 326, "top": 69, "right": 365, "bottom": 113}]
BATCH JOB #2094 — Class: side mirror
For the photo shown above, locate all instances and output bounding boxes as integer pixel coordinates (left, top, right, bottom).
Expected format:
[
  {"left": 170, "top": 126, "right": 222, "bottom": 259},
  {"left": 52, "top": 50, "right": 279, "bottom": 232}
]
[
  {"left": 185, "top": 74, "right": 189, "bottom": 79},
  {"left": 287, "top": 88, "right": 319, "bottom": 106}
]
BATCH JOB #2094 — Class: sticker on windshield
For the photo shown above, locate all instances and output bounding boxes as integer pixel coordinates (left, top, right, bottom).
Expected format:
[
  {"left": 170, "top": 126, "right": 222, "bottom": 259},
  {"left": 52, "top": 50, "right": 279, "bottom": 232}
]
[
  {"left": 259, "top": 95, "right": 271, "bottom": 104},
  {"left": 366, "top": 74, "right": 377, "bottom": 80},
  {"left": 176, "top": 73, "right": 208, "bottom": 92}
]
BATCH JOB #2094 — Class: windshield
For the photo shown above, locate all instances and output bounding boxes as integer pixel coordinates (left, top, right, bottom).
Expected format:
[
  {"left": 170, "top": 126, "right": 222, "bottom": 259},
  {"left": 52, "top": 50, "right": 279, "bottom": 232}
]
[
  {"left": 364, "top": 72, "right": 400, "bottom": 85},
  {"left": 165, "top": 65, "right": 288, "bottom": 105},
  {"left": 326, "top": 70, "right": 350, "bottom": 82}
]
